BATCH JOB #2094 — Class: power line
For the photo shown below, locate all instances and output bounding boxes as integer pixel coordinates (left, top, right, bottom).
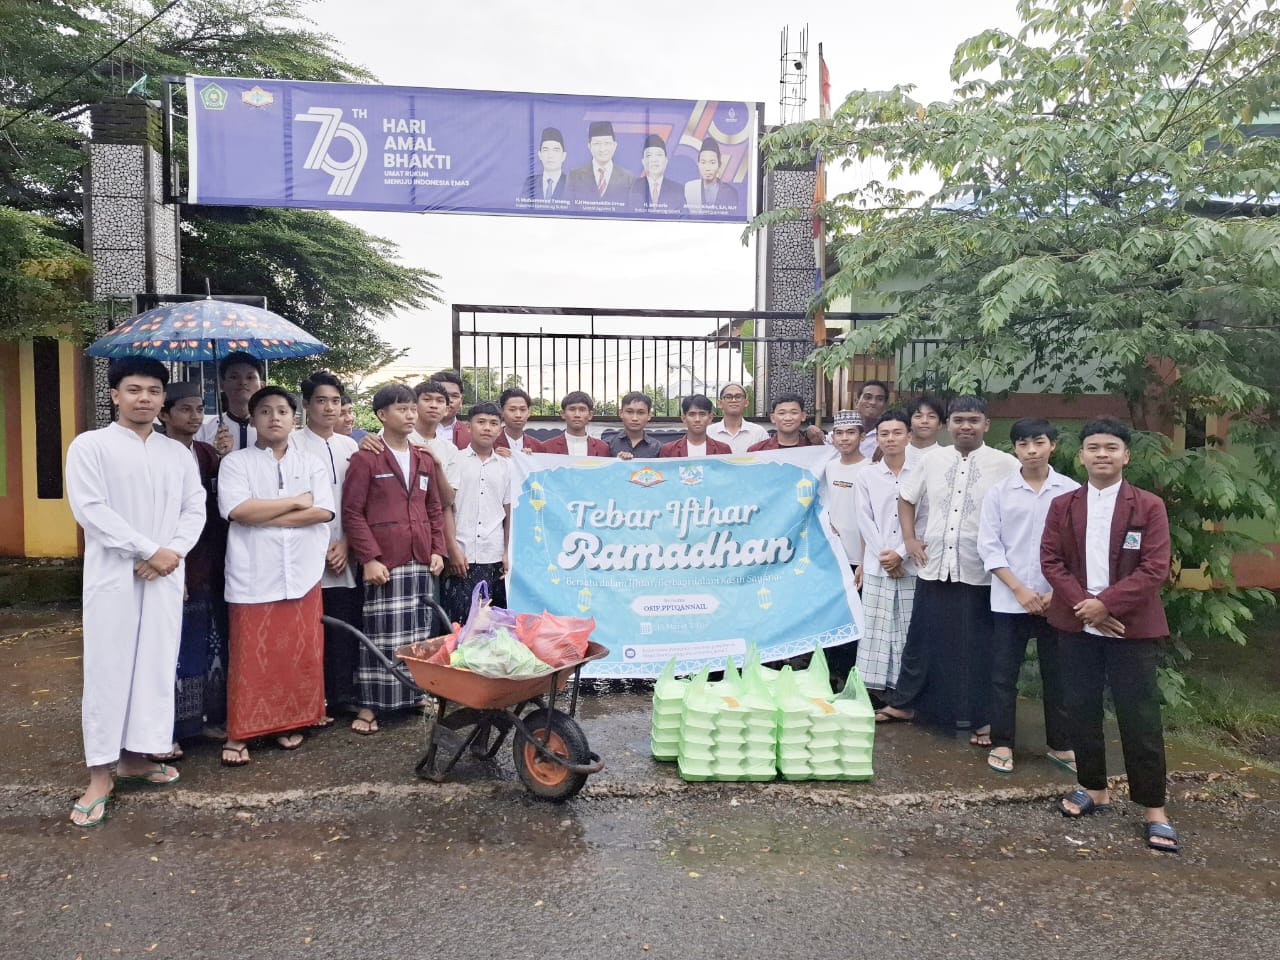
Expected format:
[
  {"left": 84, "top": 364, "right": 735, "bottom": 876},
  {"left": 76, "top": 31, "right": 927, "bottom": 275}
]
[{"left": 0, "top": 0, "right": 184, "bottom": 134}]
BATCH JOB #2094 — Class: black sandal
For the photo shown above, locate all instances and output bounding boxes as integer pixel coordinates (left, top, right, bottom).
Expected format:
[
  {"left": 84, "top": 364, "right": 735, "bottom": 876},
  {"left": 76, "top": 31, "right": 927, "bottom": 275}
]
[
  {"left": 1146, "top": 821, "right": 1181, "bottom": 854},
  {"left": 1058, "top": 788, "right": 1111, "bottom": 817}
]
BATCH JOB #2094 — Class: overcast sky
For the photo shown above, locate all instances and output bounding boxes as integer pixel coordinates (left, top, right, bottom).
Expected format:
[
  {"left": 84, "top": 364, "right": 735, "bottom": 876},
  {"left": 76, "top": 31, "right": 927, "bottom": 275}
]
[{"left": 308, "top": 0, "right": 1023, "bottom": 373}]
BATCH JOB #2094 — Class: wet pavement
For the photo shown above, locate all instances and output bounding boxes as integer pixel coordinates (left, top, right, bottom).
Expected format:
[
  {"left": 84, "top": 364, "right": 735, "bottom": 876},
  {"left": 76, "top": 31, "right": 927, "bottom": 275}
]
[{"left": 2, "top": 606, "right": 1278, "bottom": 959}]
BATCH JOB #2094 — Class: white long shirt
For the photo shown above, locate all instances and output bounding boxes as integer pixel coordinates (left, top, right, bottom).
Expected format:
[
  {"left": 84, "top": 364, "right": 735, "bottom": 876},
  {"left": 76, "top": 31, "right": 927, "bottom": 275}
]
[
  {"left": 454, "top": 447, "right": 511, "bottom": 564},
  {"left": 66, "top": 423, "right": 206, "bottom": 767},
  {"left": 66, "top": 423, "right": 207, "bottom": 574},
  {"left": 1083, "top": 481, "right": 1121, "bottom": 635},
  {"left": 405, "top": 429, "right": 461, "bottom": 488},
  {"left": 899, "top": 443, "right": 1019, "bottom": 584},
  {"left": 823, "top": 459, "right": 867, "bottom": 567},
  {"left": 855, "top": 458, "right": 917, "bottom": 577},
  {"left": 289, "top": 427, "right": 359, "bottom": 589},
  {"left": 218, "top": 444, "right": 334, "bottom": 604},
  {"left": 708, "top": 418, "right": 768, "bottom": 454},
  {"left": 978, "top": 467, "right": 1081, "bottom": 613}
]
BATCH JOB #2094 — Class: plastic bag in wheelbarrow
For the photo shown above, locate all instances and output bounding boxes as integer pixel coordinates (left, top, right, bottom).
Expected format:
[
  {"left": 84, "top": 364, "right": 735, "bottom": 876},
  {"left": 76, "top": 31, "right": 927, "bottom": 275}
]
[
  {"left": 455, "top": 581, "right": 517, "bottom": 647},
  {"left": 450, "top": 626, "right": 555, "bottom": 677},
  {"left": 514, "top": 612, "right": 595, "bottom": 667}
]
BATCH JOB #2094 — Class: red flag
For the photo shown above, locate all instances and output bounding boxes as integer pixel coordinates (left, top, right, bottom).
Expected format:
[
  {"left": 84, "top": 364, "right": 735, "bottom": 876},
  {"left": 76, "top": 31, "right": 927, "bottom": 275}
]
[{"left": 819, "top": 44, "right": 831, "bottom": 119}]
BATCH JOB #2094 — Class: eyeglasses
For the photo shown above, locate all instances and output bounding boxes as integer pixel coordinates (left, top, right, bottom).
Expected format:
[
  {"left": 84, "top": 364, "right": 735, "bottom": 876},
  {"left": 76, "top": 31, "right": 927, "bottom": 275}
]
[{"left": 720, "top": 393, "right": 747, "bottom": 401}]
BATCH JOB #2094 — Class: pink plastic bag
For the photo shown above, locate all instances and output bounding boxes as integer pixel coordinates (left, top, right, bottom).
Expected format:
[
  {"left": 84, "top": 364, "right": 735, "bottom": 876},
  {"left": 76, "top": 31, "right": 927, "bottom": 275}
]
[{"left": 515, "top": 611, "right": 595, "bottom": 667}]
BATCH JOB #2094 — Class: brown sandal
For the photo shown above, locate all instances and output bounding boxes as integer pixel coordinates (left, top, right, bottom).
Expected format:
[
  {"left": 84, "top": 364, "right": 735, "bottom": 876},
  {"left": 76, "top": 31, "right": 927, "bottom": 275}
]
[
  {"left": 220, "top": 744, "right": 251, "bottom": 767},
  {"left": 351, "top": 715, "right": 379, "bottom": 736}
]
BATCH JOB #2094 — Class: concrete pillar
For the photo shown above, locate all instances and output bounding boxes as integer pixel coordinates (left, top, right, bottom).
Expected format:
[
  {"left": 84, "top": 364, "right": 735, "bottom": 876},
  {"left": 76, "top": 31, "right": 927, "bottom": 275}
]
[
  {"left": 84, "top": 98, "right": 181, "bottom": 427},
  {"left": 758, "top": 160, "right": 818, "bottom": 413}
]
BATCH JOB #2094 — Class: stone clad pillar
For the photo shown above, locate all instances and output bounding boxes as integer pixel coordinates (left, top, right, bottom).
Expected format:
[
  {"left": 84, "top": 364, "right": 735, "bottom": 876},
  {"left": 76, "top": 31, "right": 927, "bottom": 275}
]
[
  {"left": 758, "top": 159, "right": 818, "bottom": 413},
  {"left": 84, "top": 97, "right": 181, "bottom": 426}
]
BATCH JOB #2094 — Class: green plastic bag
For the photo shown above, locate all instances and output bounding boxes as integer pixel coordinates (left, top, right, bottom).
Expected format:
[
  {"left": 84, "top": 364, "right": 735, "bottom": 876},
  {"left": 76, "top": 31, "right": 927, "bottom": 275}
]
[
  {"left": 650, "top": 658, "right": 688, "bottom": 761},
  {"left": 795, "top": 645, "right": 834, "bottom": 700},
  {"left": 449, "top": 627, "right": 552, "bottom": 677}
]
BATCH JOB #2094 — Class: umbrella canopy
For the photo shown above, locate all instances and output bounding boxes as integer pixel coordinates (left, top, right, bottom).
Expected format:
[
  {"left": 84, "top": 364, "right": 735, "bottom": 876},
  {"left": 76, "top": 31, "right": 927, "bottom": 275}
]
[{"left": 85, "top": 298, "right": 327, "bottom": 361}]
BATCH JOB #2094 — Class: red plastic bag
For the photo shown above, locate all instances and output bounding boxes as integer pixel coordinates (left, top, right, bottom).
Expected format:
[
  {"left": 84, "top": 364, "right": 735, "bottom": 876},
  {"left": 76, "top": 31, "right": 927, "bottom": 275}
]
[{"left": 515, "top": 612, "right": 595, "bottom": 667}]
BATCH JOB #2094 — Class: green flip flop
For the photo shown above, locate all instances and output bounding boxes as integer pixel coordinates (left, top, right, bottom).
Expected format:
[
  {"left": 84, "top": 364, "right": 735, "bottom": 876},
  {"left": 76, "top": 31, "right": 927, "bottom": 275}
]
[
  {"left": 987, "top": 750, "right": 1014, "bottom": 774},
  {"left": 1046, "top": 753, "right": 1078, "bottom": 775},
  {"left": 114, "top": 763, "right": 180, "bottom": 787},
  {"left": 70, "top": 793, "right": 111, "bottom": 828}
]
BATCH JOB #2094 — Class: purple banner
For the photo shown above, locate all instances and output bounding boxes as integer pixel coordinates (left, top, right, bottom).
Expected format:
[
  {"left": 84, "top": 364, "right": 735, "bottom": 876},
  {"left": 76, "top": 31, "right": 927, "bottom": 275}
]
[{"left": 186, "top": 76, "right": 757, "bottom": 223}]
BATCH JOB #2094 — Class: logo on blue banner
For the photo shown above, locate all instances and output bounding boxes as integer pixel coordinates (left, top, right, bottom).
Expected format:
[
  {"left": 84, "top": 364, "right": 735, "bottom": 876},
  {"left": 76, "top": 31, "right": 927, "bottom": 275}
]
[
  {"left": 506, "top": 449, "right": 861, "bottom": 678},
  {"left": 296, "top": 107, "right": 369, "bottom": 196},
  {"left": 187, "top": 76, "right": 758, "bottom": 223}
]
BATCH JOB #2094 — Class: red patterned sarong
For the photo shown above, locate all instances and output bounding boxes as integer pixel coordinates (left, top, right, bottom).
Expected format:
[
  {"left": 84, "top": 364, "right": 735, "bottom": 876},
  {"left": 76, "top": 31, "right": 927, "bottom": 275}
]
[{"left": 227, "top": 585, "right": 325, "bottom": 740}]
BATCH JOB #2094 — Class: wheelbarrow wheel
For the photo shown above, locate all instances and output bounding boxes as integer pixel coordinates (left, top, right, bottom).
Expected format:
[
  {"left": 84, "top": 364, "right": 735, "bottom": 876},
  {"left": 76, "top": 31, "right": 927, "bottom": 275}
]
[{"left": 513, "top": 709, "right": 590, "bottom": 801}]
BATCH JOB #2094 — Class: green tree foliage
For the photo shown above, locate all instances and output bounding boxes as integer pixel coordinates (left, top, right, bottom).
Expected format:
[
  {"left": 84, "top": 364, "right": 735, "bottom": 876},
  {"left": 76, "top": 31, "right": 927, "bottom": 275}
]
[
  {"left": 749, "top": 0, "right": 1280, "bottom": 685},
  {"left": 0, "top": 208, "right": 94, "bottom": 339},
  {"left": 0, "top": 0, "right": 438, "bottom": 362}
]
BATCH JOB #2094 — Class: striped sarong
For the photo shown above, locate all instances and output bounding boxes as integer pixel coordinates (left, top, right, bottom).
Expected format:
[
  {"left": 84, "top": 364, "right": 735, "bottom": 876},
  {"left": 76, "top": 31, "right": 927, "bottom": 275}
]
[
  {"left": 856, "top": 573, "right": 917, "bottom": 691},
  {"left": 357, "top": 562, "right": 440, "bottom": 712}
]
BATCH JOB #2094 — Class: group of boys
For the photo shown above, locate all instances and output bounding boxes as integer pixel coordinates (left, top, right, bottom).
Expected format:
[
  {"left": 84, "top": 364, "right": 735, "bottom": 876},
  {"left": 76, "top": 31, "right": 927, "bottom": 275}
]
[
  {"left": 66, "top": 358, "right": 1180, "bottom": 853},
  {"left": 819, "top": 385, "right": 1179, "bottom": 855}
]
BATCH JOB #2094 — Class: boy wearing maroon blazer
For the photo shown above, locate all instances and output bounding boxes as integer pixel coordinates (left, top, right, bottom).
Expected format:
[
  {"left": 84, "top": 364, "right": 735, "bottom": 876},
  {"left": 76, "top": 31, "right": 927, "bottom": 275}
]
[
  {"left": 1040, "top": 418, "right": 1178, "bottom": 853},
  {"left": 342, "top": 384, "right": 446, "bottom": 735},
  {"left": 542, "top": 391, "right": 610, "bottom": 456},
  {"left": 660, "top": 394, "right": 732, "bottom": 457}
]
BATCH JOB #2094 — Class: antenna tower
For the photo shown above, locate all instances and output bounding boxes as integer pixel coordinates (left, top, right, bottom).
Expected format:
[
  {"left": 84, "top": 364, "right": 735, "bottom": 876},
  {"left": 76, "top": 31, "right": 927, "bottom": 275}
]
[{"left": 778, "top": 24, "right": 809, "bottom": 125}]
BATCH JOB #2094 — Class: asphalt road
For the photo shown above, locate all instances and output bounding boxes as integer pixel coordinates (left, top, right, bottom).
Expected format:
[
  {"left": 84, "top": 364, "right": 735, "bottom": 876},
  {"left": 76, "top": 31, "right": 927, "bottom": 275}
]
[{"left": 3, "top": 788, "right": 1278, "bottom": 960}]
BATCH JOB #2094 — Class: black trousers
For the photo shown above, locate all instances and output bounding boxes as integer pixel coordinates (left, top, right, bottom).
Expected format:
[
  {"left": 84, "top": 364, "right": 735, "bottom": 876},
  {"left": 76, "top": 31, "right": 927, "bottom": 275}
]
[
  {"left": 1059, "top": 633, "right": 1167, "bottom": 808},
  {"left": 988, "top": 613, "right": 1070, "bottom": 751},
  {"left": 826, "top": 563, "right": 861, "bottom": 688},
  {"left": 321, "top": 585, "right": 362, "bottom": 713},
  {"left": 888, "top": 579, "right": 993, "bottom": 729}
]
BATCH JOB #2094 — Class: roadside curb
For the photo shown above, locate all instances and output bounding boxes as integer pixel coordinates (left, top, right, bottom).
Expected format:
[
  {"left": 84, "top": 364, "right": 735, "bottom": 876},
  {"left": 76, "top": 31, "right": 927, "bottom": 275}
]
[{"left": 0, "top": 769, "right": 1235, "bottom": 819}]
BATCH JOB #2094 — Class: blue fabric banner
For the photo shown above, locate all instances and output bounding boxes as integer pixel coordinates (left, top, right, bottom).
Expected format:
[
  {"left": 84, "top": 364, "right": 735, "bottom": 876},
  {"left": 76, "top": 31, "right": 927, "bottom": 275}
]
[
  {"left": 186, "top": 76, "right": 756, "bottom": 223},
  {"left": 506, "top": 449, "right": 861, "bottom": 678}
]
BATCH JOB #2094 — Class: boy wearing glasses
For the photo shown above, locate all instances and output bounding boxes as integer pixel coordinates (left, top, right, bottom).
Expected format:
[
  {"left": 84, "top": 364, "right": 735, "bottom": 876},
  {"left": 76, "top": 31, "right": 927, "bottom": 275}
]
[{"left": 708, "top": 383, "right": 767, "bottom": 454}]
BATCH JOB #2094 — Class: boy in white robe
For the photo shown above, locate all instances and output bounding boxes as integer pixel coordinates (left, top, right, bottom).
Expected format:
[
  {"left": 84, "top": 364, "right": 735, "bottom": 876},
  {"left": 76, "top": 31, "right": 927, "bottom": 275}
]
[{"left": 65, "top": 357, "right": 206, "bottom": 826}]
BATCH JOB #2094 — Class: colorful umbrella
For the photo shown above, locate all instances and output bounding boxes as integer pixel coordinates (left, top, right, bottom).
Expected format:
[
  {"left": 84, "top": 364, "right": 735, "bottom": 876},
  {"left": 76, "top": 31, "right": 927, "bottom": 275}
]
[{"left": 85, "top": 297, "right": 327, "bottom": 362}]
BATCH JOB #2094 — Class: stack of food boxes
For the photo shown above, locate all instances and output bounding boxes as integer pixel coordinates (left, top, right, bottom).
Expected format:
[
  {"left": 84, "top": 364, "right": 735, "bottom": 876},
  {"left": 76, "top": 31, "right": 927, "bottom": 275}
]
[{"left": 650, "top": 645, "right": 875, "bottom": 782}]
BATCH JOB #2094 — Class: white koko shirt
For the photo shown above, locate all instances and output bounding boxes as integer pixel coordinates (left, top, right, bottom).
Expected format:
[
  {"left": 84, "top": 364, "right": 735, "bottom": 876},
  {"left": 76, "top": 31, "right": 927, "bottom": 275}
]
[
  {"left": 218, "top": 443, "right": 335, "bottom": 604},
  {"left": 899, "top": 443, "right": 1019, "bottom": 584}
]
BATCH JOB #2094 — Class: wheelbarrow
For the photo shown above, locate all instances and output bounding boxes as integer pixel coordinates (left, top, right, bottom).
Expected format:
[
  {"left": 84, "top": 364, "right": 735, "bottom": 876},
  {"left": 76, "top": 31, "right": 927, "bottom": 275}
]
[{"left": 322, "top": 601, "right": 608, "bottom": 801}]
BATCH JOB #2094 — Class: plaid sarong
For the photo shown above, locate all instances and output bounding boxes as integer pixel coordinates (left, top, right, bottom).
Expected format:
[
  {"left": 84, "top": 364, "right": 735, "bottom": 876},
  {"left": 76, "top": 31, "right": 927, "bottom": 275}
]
[
  {"left": 856, "top": 572, "right": 917, "bottom": 691},
  {"left": 357, "top": 562, "right": 439, "bottom": 712}
]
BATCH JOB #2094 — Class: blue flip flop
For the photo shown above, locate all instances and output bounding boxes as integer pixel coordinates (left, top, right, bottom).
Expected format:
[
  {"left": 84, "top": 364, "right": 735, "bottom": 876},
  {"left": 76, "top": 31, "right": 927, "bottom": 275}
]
[
  {"left": 1146, "top": 821, "right": 1181, "bottom": 854},
  {"left": 1058, "top": 788, "right": 1111, "bottom": 817},
  {"left": 70, "top": 792, "right": 111, "bottom": 828},
  {"left": 114, "top": 763, "right": 180, "bottom": 787}
]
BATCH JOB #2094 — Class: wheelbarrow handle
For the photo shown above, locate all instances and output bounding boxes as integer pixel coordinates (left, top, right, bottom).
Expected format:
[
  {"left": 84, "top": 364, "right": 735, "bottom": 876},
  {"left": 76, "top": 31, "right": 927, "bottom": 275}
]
[{"left": 320, "top": 615, "right": 427, "bottom": 697}]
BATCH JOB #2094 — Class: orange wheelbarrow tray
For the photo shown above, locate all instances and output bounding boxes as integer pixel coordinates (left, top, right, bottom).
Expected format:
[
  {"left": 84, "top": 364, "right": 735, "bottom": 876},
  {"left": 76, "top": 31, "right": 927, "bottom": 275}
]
[{"left": 321, "top": 605, "right": 609, "bottom": 801}]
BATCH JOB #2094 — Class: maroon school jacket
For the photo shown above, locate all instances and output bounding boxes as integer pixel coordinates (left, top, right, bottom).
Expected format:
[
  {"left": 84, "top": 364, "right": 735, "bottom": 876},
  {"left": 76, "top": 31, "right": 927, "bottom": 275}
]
[
  {"left": 1040, "top": 481, "right": 1171, "bottom": 639},
  {"left": 658, "top": 435, "right": 732, "bottom": 457},
  {"left": 494, "top": 432, "right": 546, "bottom": 453},
  {"left": 342, "top": 443, "right": 445, "bottom": 570},
  {"left": 541, "top": 433, "right": 611, "bottom": 456}
]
